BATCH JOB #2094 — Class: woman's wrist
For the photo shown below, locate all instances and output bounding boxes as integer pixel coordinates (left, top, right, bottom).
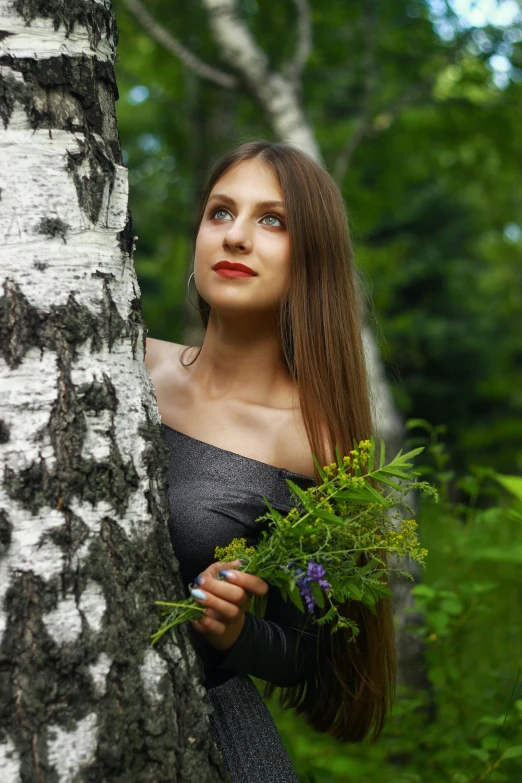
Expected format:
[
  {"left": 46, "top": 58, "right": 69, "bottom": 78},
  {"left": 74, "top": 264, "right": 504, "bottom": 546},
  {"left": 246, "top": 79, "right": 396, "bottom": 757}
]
[{"left": 205, "top": 612, "right": 247, "bottom": 652}]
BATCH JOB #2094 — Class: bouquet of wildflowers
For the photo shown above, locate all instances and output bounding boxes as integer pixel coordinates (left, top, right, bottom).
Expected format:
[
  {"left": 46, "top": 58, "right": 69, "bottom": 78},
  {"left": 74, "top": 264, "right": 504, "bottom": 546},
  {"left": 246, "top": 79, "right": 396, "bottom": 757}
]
[{"left": 152, "top": 438, "right": 437, "bottom": 644}]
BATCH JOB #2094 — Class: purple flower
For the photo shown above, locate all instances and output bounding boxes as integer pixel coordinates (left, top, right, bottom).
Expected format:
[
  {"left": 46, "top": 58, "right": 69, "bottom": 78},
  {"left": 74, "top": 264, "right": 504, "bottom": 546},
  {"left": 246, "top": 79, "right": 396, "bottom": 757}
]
[
  {"left": 307, "top": 561, "right": 326, "bottom": 580},
  {"left": 287, "top": 559, "right": 331, "bottom": 614}
]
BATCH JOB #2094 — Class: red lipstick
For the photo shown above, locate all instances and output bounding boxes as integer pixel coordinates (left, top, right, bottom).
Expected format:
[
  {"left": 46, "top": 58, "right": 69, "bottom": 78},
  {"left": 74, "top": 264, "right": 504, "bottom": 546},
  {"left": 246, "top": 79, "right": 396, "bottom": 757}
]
[{"left": 213, "top": 260, "right": 256, "bottom": 277}]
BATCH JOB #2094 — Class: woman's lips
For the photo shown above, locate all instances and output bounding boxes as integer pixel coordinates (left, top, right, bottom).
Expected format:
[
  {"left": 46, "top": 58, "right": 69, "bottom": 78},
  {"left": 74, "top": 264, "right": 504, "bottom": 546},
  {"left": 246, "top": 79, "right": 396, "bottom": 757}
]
[{"left": 214, "top": 269, "right": 255, "bottom": 278}]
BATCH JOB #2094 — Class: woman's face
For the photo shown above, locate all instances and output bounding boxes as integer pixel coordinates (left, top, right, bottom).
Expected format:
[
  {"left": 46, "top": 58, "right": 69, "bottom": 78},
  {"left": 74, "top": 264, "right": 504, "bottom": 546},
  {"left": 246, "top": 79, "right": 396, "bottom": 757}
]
[{"left": 194, "top": 158, "right": 290, "bottom": 317}]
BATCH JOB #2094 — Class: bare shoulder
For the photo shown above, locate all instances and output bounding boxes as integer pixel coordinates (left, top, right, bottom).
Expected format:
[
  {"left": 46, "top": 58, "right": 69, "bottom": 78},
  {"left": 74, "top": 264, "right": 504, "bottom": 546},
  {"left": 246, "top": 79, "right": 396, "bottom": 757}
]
[
  {"left": 145, "top": 337, "right": 187, "bottom": 374},
  {"left": 145, "top": 338, "right": 198, "bottom": 426},
  {"left": 277, "top": 411, "right": 334, "bottom": 479},
  {"left": 275, "top": 408, "right": 329, "bottom": 480}
]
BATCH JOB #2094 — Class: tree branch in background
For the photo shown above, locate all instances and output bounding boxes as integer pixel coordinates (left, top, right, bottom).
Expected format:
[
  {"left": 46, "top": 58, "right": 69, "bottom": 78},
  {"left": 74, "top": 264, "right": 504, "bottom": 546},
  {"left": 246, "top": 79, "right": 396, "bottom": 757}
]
[
  {"left": 334, "top": 0, "right": 377, "bottom": 185},
  {"left": 201, "top": 0, "right": 321, "bottom": 159},
  {"left": 122, "top": 0, "right": 238, "bottom": 89},
  {"left": 283, "top": 0, "right": 313, "bottom": 84}
]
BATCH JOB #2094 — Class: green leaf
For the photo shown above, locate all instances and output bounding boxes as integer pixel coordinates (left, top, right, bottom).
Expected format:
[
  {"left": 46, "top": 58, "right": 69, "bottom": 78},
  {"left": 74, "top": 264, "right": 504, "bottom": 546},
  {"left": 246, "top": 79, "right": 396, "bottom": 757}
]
[
  {"left": 361, "top": 593, "right": 378, "bottom": 615},
  {"left": 371, "top": 472, "right": 402, "bottom": 490},
  {"left": 284, "top": 480, "right": 315, "bottom": 510},
  {"left": 261, "top": 495, "right": 284, "bottom": 521},
  {"left": 405, "top": 418, "right": 432, "bottom": 431},
  {"left": 367, "top": 435, "right": 375, "bottom": 473},
  {"left": 378, "top": 467, "right": 411, "bottom": 480},
  {"left": 346, "top": 583, "right": 363, "bottom": 600},
  {"left": 380, "top": 439, "right": 386, "bottom": 469},
  {"left": 494, "top": 473, "right": 522, "bottom": 502},
  {"left": 502, "top": 746, "right": 522, "bottom": 759},
  {"left": 411, "top": 584, "right": 436, "bottom": 598},
  {"left": 311, "top": 581, "right": 326, "bottom": 608},
  {"left": 397, "top": 446, "right": 425, "bottom": 462},
  {"left": 472, "top": 547, "right": 522, "bottom": 564},
  {"left": 288, "top": 584, "right": 305, "bottom": 614},
  {"left": 440, "top": 598, "right": 464, "bottom": 615},
  {"left": 360, "top": 482, "right": 389, "bottom": 506},
  {"left": 469, "top": 748, "right": 490, "bottom": 763},
  {"left": 368, "top": 582, "right": 393, "bottom": 599},
  {"left": 312, "top": 453, "right": 327, "bottom": 482},
  {"left": 312, "top": 507, "right": 346, "bottom": 525},
  {"left": 335, "top": 443, "right": 344, "bottom": 470},
  {"left": 335, "top": 489, "right": 371, "bottom": 503}
]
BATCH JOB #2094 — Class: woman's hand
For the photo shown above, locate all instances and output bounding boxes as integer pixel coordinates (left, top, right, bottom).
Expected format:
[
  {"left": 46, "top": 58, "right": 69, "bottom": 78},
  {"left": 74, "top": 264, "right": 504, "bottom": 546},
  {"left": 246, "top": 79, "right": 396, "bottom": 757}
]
[{"left": 189, "top": 560, "right": 269, "bottom": 652}]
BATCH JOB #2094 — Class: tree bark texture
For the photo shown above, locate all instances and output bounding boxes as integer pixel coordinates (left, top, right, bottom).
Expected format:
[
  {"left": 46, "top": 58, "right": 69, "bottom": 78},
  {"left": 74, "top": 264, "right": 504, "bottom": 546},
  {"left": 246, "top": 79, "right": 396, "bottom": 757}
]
[{"left": 0, "top": 2, "right": 229, "bottom": 781}]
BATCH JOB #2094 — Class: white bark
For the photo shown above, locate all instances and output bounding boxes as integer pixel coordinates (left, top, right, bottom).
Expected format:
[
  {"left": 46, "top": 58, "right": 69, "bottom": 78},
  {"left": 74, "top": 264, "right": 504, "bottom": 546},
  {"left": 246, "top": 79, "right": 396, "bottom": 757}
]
[
  {"left": 202, "top": 0, "right": 321, "bottom": 160},
  {"left": 0, "top": 2, "right": 227, "bottom": 780},
  {"left": 0, "top": 0, "right": 114, "bottom": 61},
  {"left": 47, "top": 713, "right": 98, "bottom": 783}
]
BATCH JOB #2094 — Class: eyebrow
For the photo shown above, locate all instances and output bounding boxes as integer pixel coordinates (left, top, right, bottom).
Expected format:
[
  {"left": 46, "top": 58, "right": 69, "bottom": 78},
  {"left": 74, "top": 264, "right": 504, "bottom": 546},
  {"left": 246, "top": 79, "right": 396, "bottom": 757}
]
[{"left": 207, "top": 193, "right": 285, "bottom": 211}]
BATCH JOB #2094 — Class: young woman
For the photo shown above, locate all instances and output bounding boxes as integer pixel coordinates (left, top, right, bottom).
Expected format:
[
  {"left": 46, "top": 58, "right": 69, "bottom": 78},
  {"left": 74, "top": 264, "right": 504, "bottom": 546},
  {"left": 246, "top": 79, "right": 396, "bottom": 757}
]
[{"left": 145, "top": 140, "right": 396, "bottom": 782}]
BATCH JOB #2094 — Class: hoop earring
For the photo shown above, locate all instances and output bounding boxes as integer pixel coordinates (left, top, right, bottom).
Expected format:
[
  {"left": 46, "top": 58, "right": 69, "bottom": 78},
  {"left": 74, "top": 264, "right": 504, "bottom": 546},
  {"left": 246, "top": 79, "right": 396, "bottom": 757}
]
[{"left": 187, "top": 271, "right": 207, "bottom": 312}]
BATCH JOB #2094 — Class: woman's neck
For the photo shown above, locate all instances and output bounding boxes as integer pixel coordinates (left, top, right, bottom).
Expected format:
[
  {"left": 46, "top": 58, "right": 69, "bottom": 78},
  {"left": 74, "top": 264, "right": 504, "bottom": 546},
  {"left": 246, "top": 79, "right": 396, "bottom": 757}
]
[{"left": 187, "top": 309, "right": 294, "bottom": 407}]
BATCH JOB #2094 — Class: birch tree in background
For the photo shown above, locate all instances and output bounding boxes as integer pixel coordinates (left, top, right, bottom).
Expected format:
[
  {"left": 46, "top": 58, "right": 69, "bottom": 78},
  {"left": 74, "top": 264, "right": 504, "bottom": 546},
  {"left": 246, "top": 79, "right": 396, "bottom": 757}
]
[
  {"left": 0, "top": 2, "right": 229, "bottom": 780},
  {"left": 122, "top": 0, "right": 427, "bottom": 690}
]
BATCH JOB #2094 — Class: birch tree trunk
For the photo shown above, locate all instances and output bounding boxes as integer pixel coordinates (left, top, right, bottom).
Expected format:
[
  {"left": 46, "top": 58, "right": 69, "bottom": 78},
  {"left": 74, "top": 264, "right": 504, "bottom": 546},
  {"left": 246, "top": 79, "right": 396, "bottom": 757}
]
[{"left": 0, "top": 2, "right": 229, "bottom": 780}]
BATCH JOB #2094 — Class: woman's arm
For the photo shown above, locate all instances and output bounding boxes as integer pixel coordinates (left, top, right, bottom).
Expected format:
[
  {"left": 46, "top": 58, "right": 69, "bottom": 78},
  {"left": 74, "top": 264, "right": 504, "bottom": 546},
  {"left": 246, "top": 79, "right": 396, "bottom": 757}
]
[{"left": 203, "top": 583, "right": 319, "bottom": 687}]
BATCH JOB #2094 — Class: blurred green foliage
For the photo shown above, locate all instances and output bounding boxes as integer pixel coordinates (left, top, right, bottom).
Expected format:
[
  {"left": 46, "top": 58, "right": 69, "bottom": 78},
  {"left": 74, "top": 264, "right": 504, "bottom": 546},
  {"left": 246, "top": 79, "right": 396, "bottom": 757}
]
[
  {"left": 258, "top": 421, "right": 522, "bottom": 782},
  {"left": 112, "top": 1, "right": 521, "bottom": 465}
]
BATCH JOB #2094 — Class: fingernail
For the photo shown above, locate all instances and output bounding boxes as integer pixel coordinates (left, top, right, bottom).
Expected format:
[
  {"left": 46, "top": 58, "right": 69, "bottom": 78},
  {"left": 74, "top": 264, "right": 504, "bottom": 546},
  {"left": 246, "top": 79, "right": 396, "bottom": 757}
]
[
  {"left": 191, "top": 589, "right": 207, "bottom": 600},
  {"left": 193, "top": 576, "right": 205, "bottom": 586},
  {"left": 220, "top": 570, "right": 237, "bottom": 580}
]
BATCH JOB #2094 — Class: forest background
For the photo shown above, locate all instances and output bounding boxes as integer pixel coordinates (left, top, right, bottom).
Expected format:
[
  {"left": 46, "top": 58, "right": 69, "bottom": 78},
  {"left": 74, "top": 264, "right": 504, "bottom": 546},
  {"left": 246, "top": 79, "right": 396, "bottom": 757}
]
[{"left": 112, "top": 1, "right": 522, "bottom": 781}]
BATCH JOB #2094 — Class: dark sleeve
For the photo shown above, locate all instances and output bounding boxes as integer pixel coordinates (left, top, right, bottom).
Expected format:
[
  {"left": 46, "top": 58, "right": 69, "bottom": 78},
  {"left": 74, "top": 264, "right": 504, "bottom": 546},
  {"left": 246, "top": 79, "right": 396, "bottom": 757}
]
[{"left": 202, "top": 583, "right": 319, "bottom": 688}]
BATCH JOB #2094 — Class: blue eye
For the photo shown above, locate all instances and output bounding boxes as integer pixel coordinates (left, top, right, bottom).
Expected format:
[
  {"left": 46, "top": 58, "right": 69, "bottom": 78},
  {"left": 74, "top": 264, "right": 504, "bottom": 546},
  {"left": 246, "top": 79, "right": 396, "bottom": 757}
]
[
  {"left": 261, "top": 214, "right": 283, "bottom": 227},
  {"left": 213, "top": 208, "right": 231, "bottom": 220}
]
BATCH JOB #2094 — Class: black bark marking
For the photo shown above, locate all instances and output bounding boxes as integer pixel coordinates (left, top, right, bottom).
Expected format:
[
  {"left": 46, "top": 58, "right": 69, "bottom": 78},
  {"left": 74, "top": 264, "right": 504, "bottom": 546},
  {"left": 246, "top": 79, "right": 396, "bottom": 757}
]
[
  {"left": 128, "top": 292, "right": 145, "bottom": 360},
  {"left": 35, "top": 217, "right": 70, "bottom": 243},
  {"left": 33, "top": 261, "right": 49, "bottom": 271},
  {"left": 0, "top": 277, "right": 145, "bottom": 511},
  {"left": 0, "top": 54, "right": 120, "bottom": 152},
  {"left": 12, "top": 0, "right": 117, "bottom": 51},
  {"left": 3, "top": 336, "right": 139, "bottom": 515},
  {"left": 66, "top": 133, "right": 116, "bottom": 225},
  {"left": 0, "top": 279, "right": 45, "bottom": 368},
  {"left": 2, "top": 570, "right": 98, "bottom": 783},
  {"left": 0, "top": 31, "right": 14, "bottom": 42},
  {"left": 118, "top": 207, "right": 134, "bottom": 257},
  {"left": 0, "top": 419, "right": 10, "bottom": 444},
  {"left": 99, "top": 277, "right": 126, "bottom": 352},
  {"left": 0, "top": 278, "right": 142, "bottom": 369},
  {"left": 91, "top": 270, "right": 115, "bottom": 282},
  {"left": 48, "top": 295, "right": 102, "bottom": 357},
  {"left": 0, "top": 69, "right": 18, "bottom": 129},
  {"left": 137, "top": 405, "right": 171, "bottom": 530},
  {"left": 0, "top": 54, "right": 124, "bottom": 226},
  {"left": 0, "top": 509, "right": 13, "bottom": 557},
  {"left": 47, "top": 510, "right": 91, "bottom": 567},
  {"left": 76, "top": 374, "right": 117, "bottom": 415}
]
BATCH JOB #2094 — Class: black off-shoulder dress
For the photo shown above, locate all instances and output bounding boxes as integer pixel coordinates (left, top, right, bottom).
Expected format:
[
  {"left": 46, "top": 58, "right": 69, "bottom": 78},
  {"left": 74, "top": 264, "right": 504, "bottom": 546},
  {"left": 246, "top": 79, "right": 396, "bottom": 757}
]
[{"left": 161, "top": 423, "right": 318, "bottom": 783}]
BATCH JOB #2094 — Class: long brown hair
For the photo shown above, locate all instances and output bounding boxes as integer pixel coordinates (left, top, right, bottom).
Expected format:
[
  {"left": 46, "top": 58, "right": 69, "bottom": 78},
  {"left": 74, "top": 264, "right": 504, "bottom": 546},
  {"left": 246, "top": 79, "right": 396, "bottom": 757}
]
[{"left": 183, "top": 139, "right": 396, "bottom": 743}]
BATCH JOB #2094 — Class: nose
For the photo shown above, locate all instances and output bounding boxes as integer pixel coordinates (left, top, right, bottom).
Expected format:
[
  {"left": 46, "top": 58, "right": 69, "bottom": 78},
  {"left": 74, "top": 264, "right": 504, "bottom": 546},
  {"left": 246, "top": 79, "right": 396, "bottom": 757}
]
[{"left": 222, "top": 217, "right": 253, "bottom": 255}]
